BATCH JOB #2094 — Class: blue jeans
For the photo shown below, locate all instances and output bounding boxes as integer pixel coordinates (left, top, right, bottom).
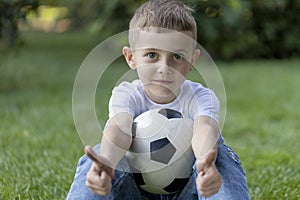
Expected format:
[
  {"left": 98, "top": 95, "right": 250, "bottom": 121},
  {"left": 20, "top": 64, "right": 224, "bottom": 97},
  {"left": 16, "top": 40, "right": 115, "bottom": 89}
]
[{"left": 67, "top": 144, "right": 250, "bottom": 200}]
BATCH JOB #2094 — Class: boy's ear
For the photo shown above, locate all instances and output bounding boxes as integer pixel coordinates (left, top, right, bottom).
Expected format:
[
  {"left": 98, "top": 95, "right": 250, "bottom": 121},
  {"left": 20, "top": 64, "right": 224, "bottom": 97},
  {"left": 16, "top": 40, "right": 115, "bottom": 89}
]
[
  {"left": 191, "top": 49, "right": 201, "bottom": 65},
  {"left": 122, "top": 46, "right": 136, "bottom": 69},
  {"left": 188, "top": 49, "right": 200, "bottom": 71}
]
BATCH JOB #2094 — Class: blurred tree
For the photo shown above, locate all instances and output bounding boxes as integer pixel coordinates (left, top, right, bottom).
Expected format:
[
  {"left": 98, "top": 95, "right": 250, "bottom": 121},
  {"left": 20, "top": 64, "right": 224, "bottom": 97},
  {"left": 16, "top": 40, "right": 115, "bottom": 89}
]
[
  {"left": 251, "top": 0, "right": 300, "bottom": 58},
  {"left": 0, "top": 0, "right": 39, "bottom": 47},
  {"left": 185, "top": 0, "right": 300, "bottom": 59},
  {"left": 66, "top": 0, "right": 142, "bottom": 39},
  {"left": 65, "top": 0, "right": 299, "bottom": 60},
  {"left": 184, "top": 0, "right": 253, "bottom": 59}
]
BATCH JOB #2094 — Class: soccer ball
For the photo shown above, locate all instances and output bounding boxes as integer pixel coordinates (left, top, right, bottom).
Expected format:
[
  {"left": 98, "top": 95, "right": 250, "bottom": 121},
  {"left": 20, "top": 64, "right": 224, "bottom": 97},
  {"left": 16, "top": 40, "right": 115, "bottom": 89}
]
[{"left": 126, "top": 108, "right": 195, "bottom": 194}]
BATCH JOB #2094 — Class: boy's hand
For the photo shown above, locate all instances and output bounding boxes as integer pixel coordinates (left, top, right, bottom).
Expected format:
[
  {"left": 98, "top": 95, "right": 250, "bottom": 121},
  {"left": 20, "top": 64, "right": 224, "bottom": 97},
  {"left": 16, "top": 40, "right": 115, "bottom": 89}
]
[
  {"left": 196, "top": 149, "right": 222, "bottom": 197},
  {"left": 85, "top": 146, "right": 114, "bottom": 196}
]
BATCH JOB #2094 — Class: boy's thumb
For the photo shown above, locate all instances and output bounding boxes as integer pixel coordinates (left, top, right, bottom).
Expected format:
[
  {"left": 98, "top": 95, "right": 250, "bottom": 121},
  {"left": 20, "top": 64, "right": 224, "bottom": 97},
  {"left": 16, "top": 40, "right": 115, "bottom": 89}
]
[
  {"left": 196, "top": 149, "right": 217, "bottom": 173},
  {"left": 85, "top": 145, "right": 115, "bottom": 179}
]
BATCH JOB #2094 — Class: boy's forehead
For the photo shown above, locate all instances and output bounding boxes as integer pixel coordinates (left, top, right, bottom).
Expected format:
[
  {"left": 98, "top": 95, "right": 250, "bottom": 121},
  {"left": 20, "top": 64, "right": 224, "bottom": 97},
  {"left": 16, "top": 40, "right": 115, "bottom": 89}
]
[{"left": 131, "top": 29, "right": 196, "bottom": 52}]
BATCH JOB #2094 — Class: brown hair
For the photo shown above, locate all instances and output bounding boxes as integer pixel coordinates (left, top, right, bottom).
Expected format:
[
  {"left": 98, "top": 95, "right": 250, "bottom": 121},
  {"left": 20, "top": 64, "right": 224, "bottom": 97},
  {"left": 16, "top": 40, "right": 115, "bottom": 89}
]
[{"left": 129, "top": 0, "right": 197, "bottom": 45}]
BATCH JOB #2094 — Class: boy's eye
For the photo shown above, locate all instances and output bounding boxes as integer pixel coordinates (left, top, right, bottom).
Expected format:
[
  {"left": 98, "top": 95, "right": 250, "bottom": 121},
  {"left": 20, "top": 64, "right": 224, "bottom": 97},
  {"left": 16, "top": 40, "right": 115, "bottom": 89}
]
[
  {"left": 173, "top": 53, "right": 183, "bottom": 60},
  {"left": 147, "top": 52, "right": 157, "bottom": 59}
]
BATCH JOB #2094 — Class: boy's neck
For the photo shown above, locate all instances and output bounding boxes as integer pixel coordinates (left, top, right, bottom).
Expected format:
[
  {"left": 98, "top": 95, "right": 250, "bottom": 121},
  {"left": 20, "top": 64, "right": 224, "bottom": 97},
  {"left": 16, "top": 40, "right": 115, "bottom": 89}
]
[{"left": 144, "top": 86, "right": 181, "bottom": 104}]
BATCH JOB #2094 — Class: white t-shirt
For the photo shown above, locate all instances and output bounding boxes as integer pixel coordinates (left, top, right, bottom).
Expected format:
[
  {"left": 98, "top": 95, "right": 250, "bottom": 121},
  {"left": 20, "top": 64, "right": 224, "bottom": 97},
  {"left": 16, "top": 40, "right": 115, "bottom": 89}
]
[
  {"left": 108, "top": 79, "right": 224, "bottom": 144},
  {"left": 109, "top": 80, "right": 220, "bottom": 123}
]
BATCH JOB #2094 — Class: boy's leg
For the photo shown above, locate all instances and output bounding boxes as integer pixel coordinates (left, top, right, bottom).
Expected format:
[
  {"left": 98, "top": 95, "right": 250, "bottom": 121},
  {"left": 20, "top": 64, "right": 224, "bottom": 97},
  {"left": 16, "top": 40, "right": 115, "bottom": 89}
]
[
  {"left": 66, "top": 144, "right": 143, "bottom": 200},
  {"left": 172, "top": 172, "right": 198, "bottom": 200},
  {"left": 208, "top": 144, "right": 250, "bottom": 200},
  {"left": 175, "top": 144, "right": 250, "bottom": 200}
]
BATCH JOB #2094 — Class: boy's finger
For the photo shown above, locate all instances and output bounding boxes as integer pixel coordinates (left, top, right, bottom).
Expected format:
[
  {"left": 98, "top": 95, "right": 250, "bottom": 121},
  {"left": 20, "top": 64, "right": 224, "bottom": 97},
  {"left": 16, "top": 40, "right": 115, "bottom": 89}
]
[
  {"left": 86, "top": 179, "right": 110, "bottom": 196},
  {"left": 196, "top": 149, "right": 217, "bottom": 173},
  {"left": 198, "top": 176, "right": 222, "bottom": 197},
  {"left": 205, "top": 149, "right": 217, "bottom": 165},
  {"left": 99, "top": 171, "right": 111, "bottom": 187},
  {"left": 85, "top": 145, "right": 115, "bottom": 179}
]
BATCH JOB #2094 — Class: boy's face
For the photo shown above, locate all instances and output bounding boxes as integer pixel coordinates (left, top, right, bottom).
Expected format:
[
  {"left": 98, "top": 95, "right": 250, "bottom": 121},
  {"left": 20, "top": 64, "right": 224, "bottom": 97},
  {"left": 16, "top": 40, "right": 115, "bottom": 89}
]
[{"left": 123, "top": 29, "right": 200, "bottom": 104}]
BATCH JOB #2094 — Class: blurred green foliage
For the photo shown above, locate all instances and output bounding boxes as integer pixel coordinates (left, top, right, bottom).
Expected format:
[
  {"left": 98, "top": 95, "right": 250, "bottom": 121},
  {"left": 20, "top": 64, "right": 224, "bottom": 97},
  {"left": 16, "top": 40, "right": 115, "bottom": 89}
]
[
  {"left": 65, "top": 0, "right": 300, "bottom": 60},
  {"left": 189, "top": 0, "right": 300, "bottom": 60},
  {"left": 0, "top": 0, "right": 38, "bottom": 47},
  {"left": 1, "top": 0, "right": 299, "bottom": 60},
  {"left": 65, "top": 0, "right": 142, "bottom": 39}
]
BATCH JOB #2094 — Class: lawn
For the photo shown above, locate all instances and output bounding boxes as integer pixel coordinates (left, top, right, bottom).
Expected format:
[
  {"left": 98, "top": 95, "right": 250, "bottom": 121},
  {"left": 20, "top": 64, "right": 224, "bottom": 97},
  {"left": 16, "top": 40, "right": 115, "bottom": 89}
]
[{"left": 0, "top": 31, "right": 299, "bottom": 199}]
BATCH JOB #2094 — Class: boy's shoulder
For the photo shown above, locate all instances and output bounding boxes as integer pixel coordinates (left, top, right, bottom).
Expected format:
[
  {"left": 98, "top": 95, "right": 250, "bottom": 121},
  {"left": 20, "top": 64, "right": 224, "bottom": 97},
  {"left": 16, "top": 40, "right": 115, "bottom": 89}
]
[
  {"left": 181, "top": 80, "right": 218, "bottom": 101},
  {"left": 183, "top": 80, "right": 210, "bottom": 92},
  {"left": 184, "top": 79, "right": 203, "bottom": 88},
  {"left": 113, "top": 80, "right": 142, "bottom": 92}
]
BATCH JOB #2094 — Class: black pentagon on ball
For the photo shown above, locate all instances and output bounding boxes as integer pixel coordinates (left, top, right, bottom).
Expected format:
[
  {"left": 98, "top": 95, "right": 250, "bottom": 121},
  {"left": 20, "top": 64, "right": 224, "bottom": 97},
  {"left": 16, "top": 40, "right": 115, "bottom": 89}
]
[
  {"left": 132, "top": 172, "right": 145, "bottom": 186},
  {"left": 131, "top": 122, "right": 137, "bottom": 138},
  {"left": 150, "top": 138, "right": 176, "bottom": 164},
  {"left": 163, "top": 177, "right": 190, "bottom": 193},
  {"left": 158, "top": 108, "right": 183, "bottom": 119}
]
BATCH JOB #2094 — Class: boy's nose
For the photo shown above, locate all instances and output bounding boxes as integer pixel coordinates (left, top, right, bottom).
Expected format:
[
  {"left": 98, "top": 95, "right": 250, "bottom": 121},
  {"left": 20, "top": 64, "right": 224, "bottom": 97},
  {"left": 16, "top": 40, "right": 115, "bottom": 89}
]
[
  {"left": 157, "top": 57, "right": 172, "bottom": 74},
  {"left": 157, "top": 64, "right": 171, "bottom": 74}
]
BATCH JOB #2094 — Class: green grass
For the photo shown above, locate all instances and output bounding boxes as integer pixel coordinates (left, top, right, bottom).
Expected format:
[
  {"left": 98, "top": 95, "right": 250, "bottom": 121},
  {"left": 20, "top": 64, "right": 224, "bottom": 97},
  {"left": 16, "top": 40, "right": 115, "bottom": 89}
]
[
  {"left": 219, "top": 61, "right": 300, "bottom": 199},
  {"left": 1, "top": 31, "right": 299, "bottom": 199}
]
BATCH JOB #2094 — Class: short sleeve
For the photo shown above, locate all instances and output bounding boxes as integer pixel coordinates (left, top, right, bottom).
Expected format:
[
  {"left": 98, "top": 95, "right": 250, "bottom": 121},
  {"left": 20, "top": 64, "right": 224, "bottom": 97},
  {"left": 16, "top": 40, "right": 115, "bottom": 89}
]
[
  {"left": 189, "top": 86, "right": 220, "bottom": 123},
  {"left": 108, "top": 82, "right": 137, "bottom": 119}
]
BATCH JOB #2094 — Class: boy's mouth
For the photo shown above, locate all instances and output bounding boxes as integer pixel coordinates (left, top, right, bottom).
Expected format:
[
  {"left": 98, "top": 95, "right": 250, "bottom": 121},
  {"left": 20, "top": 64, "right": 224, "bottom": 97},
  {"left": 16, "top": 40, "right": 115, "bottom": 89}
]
[{"left": 153, "top": 79, "right": 173, "bottom": 84}]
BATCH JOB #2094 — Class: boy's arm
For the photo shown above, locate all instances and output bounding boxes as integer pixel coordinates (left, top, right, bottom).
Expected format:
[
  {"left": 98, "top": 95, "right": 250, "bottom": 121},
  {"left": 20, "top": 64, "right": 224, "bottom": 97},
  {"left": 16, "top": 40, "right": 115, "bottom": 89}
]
[
  {"left": 192, "top": 115, "right": 219, "bottom": 160},
  {"left": 100, "top": 112, "right": 133, "bottom": 168},
  {"left": 192, "top": 115, "right": 222, "bottom": 197},
  {"left": 85, "top": 112, "right": 133, "bottom": 195}
]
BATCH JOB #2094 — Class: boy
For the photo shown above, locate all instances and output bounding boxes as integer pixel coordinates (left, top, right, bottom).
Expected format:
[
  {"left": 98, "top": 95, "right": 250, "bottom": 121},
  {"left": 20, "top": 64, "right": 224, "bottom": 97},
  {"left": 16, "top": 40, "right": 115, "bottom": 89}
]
[{"left": 67, "top": 0, "right": 250, "bottom": 199}]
